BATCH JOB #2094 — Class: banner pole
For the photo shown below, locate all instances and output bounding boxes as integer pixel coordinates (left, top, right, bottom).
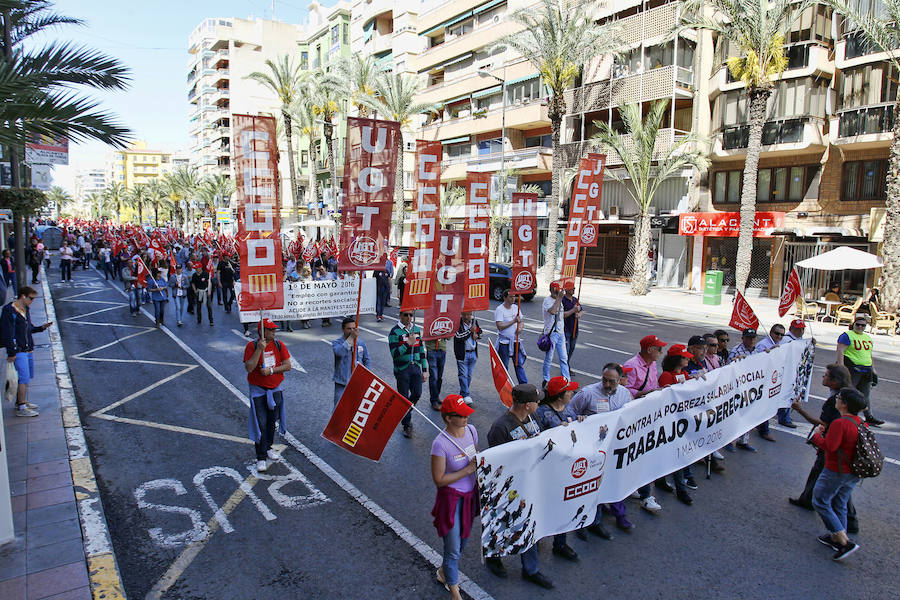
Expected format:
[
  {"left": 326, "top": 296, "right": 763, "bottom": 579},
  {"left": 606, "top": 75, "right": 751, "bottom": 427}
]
[
  {"left": 513, "top": 294, "right": 521, "bottom": 373},
  {"left": 409, "top": 404, "right": 474, "bottom": 458},
  {"left": 574, "top": 246, "right": 586, "bottom": 341},
  {"left": 352, "top": 273, "right": 363, "bottom": 365}
]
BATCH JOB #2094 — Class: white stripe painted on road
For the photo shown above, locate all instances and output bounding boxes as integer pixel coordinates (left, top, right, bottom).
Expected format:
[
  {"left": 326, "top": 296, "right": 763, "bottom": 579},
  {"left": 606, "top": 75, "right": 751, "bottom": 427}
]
[
  {"left": 770, "top": 424, "right": 900, "bottom": 464},
  {"left": 93, "top": 414, "right": 253, "bottom": 445},
  {"left": 583, "top": 342, "right": 631, "bottom": 355}
]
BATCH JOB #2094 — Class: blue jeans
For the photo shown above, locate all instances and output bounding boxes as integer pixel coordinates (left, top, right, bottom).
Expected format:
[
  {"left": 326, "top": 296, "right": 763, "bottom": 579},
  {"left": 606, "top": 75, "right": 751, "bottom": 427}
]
[
  {"left": 520, "top": 544, "right": 539, "bottom": 575},
  {"left": 152, "top": 299, "right": 167, "bottom": 324},
  {"left": 60, "top": 260, "right": 72, "bottom": 281},
  {"left": 542, "top": 330, "right": 570, "bottom": 382},
  {"left": 427, "top": 349, "right": 445, "bottom": 405},
  {"left": 333, "top": 383, "right": 345, "bottom": 408},
  {"left": 813, "top": 468, "right": 859, "bottom": 534},
  {"left": 173, "top": 295, "right": 186, "bottom": 323},
  {"left": 396, "top": 364, "right": 423, "bottom": 428},
  {"left": 497, "top": 341, "right": 527, "bottom": 384},
  {"left": 565, "top": 331, "right": 577, "bottom": 359},
  {"left": 375, "top": 280, "right": 389, "bottom": 317},
  {"left": 103, "top": 261, "right": 115, "bottom": 280},
  {"left": 4, "top": 271, "right": 16, "bottom": 294},
  {"left": 130, "top": 287, "right": 141, "bottom": 314},
  {"left": 457, "top": 351, "right": 477, "bottom": 397},
  {"left": 442, "top": 499, "right": 468, "bottom": 587}
]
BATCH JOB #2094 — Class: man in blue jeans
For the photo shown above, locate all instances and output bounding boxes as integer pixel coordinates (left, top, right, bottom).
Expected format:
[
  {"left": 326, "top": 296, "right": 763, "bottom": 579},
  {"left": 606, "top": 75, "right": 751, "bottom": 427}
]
[
  {"left": 494, "top": 290, "right": 527, "bottom": 383},
  {"left": 388, "top": 310, "right": 428, "bottom": 438},
  {"left": 425, "top": 337, "right": 446, "bottom": 411},
  {"left": 453, "top": 311, "right": 480, "bottom": 404},
  {"left": 541, "top": 281, "right": 570, "bottom": 386}
]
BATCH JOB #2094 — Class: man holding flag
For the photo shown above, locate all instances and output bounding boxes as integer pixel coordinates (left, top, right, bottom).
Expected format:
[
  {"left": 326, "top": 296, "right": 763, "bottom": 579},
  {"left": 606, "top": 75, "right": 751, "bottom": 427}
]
[
  {"left": 389, "top": 310, "right": 428, "bottom": 438},
  {"left": 243, "top": 319, "right": 291, "bottom": 473},
  {"left": 191, "top": 261, "right": 213, "bottom": 326}
]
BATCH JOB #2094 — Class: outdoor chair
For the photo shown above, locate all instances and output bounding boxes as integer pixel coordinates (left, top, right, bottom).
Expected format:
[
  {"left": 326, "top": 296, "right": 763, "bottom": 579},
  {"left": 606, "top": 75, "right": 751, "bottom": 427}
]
[
  {"left": 868, "top": 302, "right": 898, "bottom": 336},
  {"left": 794, "top": 297, "right": 819, "bottom": 320},
  {"left": 835, "top": 297, "right": 863, "bottom": 327}
]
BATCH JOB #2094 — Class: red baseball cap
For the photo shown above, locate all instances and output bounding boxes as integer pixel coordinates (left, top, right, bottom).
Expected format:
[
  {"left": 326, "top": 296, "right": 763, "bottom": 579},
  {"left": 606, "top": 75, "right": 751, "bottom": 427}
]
[
  {"left": 549, "top": 281, "right": 561, "bottom": 292},
  {"left": 640, "top": 335, "right": 667, "bottom": 351},
  {"left": 440, "top": 394, "right": 475, "bottom": 416},
  {"left": 546, "top": 376, "right": 579, "bottom": 397},
  {"left": 790, "top": 319, "right": 806, "bottom": 329},
  {"left": 667, "top": 344, "right": 693, "bottom": 359},
  {"left": 622, "top": 366, "right": 634, "bottom": 374},
  {"left": 563, "top": 280, "right": 575, "bottom": 290},
  {"left": 258, "top": 318, "right": 278, "bottom": 331}
]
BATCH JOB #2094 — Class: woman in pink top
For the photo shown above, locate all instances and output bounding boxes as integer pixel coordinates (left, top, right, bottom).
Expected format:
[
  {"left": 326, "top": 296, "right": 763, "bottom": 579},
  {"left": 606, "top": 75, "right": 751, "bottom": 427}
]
[{"left": 430, "top": 394, "right": 477, "bottom": 600}]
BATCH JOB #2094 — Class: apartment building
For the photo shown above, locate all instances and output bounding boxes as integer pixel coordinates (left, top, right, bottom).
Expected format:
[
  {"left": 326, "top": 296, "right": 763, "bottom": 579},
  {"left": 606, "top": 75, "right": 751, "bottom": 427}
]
[
  {"left": 72, "top": 169, "right": 107, "bottom": 217},
  {"left": 105, "top": 141, "right": 173, "bottom": 189}
]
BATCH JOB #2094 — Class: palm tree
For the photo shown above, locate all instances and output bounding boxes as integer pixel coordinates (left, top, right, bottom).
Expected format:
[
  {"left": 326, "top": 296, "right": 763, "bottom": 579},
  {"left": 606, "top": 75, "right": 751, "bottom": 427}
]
[
  {"left": 289, "top": 96, "right": 320, "bottom": 215},
  {"left": 679, "top": 0, "right": 811, "bottom": 293},
  {"left": 196, "top": 174, "right": 235, "bottom": 226},
  {"left": 86, "top": 191, "right": 103, "bottom": 220},
  {"left": 440, "top": 184, "right": 466, "bottom": 229},
  {"left": 308, "top": 69, "right": 344, "bottom": 215},
  {"left": 824, "top": 0, "right": 900, "bottom": 311},
  {"left": 246, "top": 56, "right": 304, "bottom": 216},
  {"left": 165, "top": 165, "right": 201, "bottom": 231},
  {"left": 103, "top": 181, "right": 125, "bottom": 223},
  {"left": 44, "top": 185, "right": 71, "bottom": 220},
  {"left": 592, "top": 100, "right": 709, "bottom": 295},
  {"left": 125, "top": 184, "right": 148, "bottom": 225},
  {"left": 363, "top": 72, "right": 438, "bottom": 240},
  {"left": 498, "top": 0, "right": 622, "bottom": 280},
  {"left": 336, "top": 54, "right": 381, "bottom": 117},
  {"left": 145, "top": 179, "right": 167, "bottom": 227}
]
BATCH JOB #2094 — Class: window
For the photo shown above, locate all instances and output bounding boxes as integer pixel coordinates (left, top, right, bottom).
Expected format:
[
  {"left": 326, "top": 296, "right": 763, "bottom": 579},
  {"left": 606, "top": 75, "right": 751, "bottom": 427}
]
[
  {"left": 447, "top": 19, "right": 473, "bottom": 39},
  {"left": 343, "top": 23, "right": 349, "bottom": 45},
  {"left": 713, "top": 166, "right": 818, "bottom": 203},
  {"left": 331, "top": 25, "right": 340, "bottom": 47},
  {"left": 787, "top": 3, "right": 832, "bottom": 43},
  {"left": 506, "top": 77, "right": 541, "bottom": 104},
  {"left": 300, "top": 51, "right": 308, "bottom": 69},
  {"left": 838, "top": 62, "right": 898, "bottom": 109},
  {"left": 429, "top": 34, "right": 444, "bottom": 48},
  {"left": 477, "top": 138, "right": 502, "bottom": 155},
  {"left": 429, "top": 72, "right": 444, "bottom": 87},
  {"left": 445, "top": 142, "right": 469, "bottom": 159},
  {"left": 447, "top": 100, "right": 470, "bottom": 118},
  {"left": 525, "top": 134, "right": 552, "bottom": 148},
  {"left": 842, "top": 159, "right": 888, "bottom": 201}
]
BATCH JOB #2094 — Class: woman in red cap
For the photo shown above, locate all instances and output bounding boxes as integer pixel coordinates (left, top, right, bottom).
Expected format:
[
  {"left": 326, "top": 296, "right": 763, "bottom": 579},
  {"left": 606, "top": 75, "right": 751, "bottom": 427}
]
[
  {"left": 243, "top": 318, "right": 291, "bottom": 473},
  {"left": 658, "top": 344, "right": 693, "bottom": 387},
  {"left": 431, "top": 394, "right": 478, "bottom": 600}
]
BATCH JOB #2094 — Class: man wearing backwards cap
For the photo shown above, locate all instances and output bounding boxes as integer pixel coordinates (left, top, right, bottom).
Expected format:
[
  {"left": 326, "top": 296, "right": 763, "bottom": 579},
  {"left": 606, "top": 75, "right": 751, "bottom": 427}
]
[
  {"left": 484, "top": 384, "right": 553, "bottom": 589},
  {"left": 243, "top": 319, "right": 291, "bottom": 473},
  {"left": 624, "top": 335, "right": 665, "bottom": 399}
]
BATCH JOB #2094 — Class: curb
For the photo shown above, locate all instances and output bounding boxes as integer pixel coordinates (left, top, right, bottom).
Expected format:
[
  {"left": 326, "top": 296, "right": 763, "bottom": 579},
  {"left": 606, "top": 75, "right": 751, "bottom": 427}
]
[{"left": 40, "top": 271, "right": 127, "bottom": 600}]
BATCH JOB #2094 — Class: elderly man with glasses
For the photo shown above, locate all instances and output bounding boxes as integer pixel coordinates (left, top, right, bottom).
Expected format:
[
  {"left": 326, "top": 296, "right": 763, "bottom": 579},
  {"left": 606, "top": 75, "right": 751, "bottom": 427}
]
[{"left": 1, "top": 286, "right": 52, "bottom": 417}]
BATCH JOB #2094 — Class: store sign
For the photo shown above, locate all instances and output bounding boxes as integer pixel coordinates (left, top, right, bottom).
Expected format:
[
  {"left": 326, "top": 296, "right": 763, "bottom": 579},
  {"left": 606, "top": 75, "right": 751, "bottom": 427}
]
[
  {"left": 25, "top": 134, "right": 68, "bottom": 165},
  {"left": 678, "top": 212, "right": 784, "bottom": 237}
]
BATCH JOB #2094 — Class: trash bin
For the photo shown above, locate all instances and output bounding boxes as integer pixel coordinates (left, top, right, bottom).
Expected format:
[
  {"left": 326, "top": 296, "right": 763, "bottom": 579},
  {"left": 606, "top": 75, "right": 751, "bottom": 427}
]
[{"left": 703, "top": 270, "right": 723, "bottom": 305}]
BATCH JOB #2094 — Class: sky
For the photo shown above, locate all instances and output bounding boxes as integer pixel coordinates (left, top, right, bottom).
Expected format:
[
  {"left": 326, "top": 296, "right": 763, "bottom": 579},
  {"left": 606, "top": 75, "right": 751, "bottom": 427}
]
[{"left": 45, "top": 0, "right": 329, "bottom": 193}]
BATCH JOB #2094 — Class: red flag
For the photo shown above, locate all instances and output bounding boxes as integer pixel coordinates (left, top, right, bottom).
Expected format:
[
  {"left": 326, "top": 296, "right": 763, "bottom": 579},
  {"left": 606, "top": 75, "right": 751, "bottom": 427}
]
[
  {"left": 321, "top": 365, "right": 412, "bottom": 462},
  {"left": 778, "top": 266, "right": 803, "bottom": 317},
  {"left": 389, "top": 246, "right": 399, "bottom": 268},
  {"left": 730, "top": 291, "right": 761, "bottom": 331},
  {"left": 169, "top": 248, "right": 178, "bottom": 267},
  {"left": 560, "top": 155, "right": 603, "bottom": 286},
  {"left": 301, "top": 240, "right": 317, "bottom": 263},
  {"left": 488, "top": 343, "right": 514, "bottom": 408},
  {"left": 510, "top": 193, "right": 538, "bottom": 295},
  {"left": 134, "top": 258, "right": 149, "bottom": 287},
  {"left": 463, "top": 172, "right": 490, "bottom": 311}
]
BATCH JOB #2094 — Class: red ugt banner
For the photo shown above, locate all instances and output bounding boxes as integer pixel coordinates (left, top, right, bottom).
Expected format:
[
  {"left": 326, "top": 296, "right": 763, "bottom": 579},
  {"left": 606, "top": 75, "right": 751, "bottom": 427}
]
[
  {"left": 423, "top": 230, "right": 468, "bottom": 341},
  {"left": 510, "top": 192, "right": 538, "bottom": 295},
  {"left": 233, "top": 114, "right": 284, "bottom": 311},
  {"left": 730, "top": 291, "right": 761, "bottom": 331},
  {"left": 322, "top": 365, "right": 412, "bottom": 462},
  {"left": 778, "top": 266, "right": 803, "bottom": 317},
  {"left": 560, "top": 156, "right": 603, "bottom": 286},
  {"left": 463, "top": 172, "right": 490, "bottom": 311},
  {"left": 339, "top": 117, "right": 400, "bottom": 272},
  {"left": 402, "top": 140, "right": 442, "bottom": 311},
  {"left": 583, "top": 153, "right": 607, "bottom": 247}
]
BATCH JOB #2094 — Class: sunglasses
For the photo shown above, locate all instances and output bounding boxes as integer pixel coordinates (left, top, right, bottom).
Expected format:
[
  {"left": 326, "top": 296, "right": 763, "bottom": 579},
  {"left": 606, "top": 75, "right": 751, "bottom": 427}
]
[
  {"left": 772, "top": 331, "right": 784, "bottom": 337},
  {"left": 707, "top": 343, "right": 718, "bottom": 348},
  {"left": 26, "top": 296, "right": 37, "bottom": 300}
]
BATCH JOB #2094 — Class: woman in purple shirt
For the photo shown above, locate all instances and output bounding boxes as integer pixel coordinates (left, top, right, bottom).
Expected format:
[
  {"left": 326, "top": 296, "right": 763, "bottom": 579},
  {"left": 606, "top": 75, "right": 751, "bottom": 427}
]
[{"left": 430, "top": 394, "right": 478, "bottom": 600}]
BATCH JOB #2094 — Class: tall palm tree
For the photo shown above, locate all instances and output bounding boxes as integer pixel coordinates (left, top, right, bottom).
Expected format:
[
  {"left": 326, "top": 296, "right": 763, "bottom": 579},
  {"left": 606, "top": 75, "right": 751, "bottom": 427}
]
[
  {"left": 145, "top": 179, "right": 167, "bottom": 227},
  {"left": 592, "top": 100, "right": 709, "bottom": 295},
  {"left": 289, "top": 96, "right": 320, "bottom": 215},
  {"left": 86, "top": 191, "right": 102, "bottom": 220},
  {"left": 44, "top": 185, "right": 71, "bottom": 220},
  {"left": 440, "top": 184, "right": 466, "bottom": 229},
  {"left": 196, "top": 174, "right": 235, "bottom": 226},
  {"left": 363, "top": 72, "right": 438, "bottom": 240},
  {"left": 825, "top": 0, "right": 900, "bottom": 311},
  {"left": 308, "top": 68, "right": 344, "bottom": 215},
  {"left": 125, "top": 184, "right": 148, "bottom": 224},
  {"left": 246, "top": 56, "right": 304, "bottom": 216},
  {"left": 499, "top": 0, "right": 622, "bottom": 280},
  {"left": 165, "top": 165, "right": 201, "bottom": 231},
  {"left": 679, "top": 0, "right": 811, "bottom": 293},
  {"left": 336, "top": 54, "right": 381, "bottom": 117},
  {"left": 103, "top": 181, "right": 125, "bottom": 223}
]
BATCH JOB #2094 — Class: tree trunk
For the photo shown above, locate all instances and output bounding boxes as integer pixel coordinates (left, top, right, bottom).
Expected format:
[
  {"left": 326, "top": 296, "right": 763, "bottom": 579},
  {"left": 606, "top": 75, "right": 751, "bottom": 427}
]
[
  {"left": 138, "top": 204, "right": 143, "bottom": 225},
  {"left": 308, "top": 140, "right": 317, "bottom": 218},
  {"left": 880, "top": 96, "right": 900, "bottom": 313},
  {"left": 325, "top": 122, "right": 338, "bottom": 219},
  {"left": 544, "top": 97, "right": 566, "bottom": 281},
  {"left": 154, "top": 204, "right": 159, "bottom": 227},
  {"left": 283, "top": 111, "right": 299, "bottom": 220},
  {"left": 631, "top": 211, "right": 652, "bottom": 295},
  {"left": 734, "top": 88, "right": 770, "bottom": 294},
  {"left": 489, "top": 224, "right": 499, "bottom": 262},
  {"left": 393, "top": 132, "right": 405, "bottom": 244}
]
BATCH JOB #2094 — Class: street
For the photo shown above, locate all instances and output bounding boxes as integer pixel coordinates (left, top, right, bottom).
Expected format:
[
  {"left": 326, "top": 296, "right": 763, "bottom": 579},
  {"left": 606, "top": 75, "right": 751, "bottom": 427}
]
[{"left": 51, "top": 269, "right": 899, "bottom": 600}]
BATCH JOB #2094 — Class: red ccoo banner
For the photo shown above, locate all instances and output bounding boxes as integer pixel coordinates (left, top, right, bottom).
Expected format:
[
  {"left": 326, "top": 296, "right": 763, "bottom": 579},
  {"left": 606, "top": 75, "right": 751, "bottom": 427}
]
[
  {"left": 423, "top": 230, "right": 467, "bottom": 341},
  {"left": 338, "top": 117, "right": 400, "bottom": 272},
  {"left": 322, "top": 365, "right": 412, "bottom": 462},
  {"left": 510, "top": 193, "right": 538, "bottom": 295},
  {"left": 402, "top": 140, "right": 442, "bottom": 311},
  {"left": 233, "top": 114, "right": 284, "bottom": 311},
  {"left": 463, "top": 172, "right": 490, "bottom": 311}
]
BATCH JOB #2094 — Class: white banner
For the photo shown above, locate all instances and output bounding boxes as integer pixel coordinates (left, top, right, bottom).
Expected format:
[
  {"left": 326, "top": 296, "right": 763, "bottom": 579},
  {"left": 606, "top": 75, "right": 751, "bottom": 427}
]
[
  {"left": 478, "top": 340, "right": 814, "bottom": 557},
  {"left": 237, "top": 277, "right": 376, "bottom": 322}
]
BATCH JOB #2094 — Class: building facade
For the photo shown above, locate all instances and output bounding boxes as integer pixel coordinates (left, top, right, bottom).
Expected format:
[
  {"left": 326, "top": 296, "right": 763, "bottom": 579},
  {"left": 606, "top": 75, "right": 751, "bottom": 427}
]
[{"left": 105, "top": 141, "right": 173, "bottom": 189}]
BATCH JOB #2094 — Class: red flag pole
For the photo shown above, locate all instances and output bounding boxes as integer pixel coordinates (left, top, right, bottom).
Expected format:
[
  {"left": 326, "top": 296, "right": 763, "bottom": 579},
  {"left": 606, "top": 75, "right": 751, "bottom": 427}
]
[
  {"left": 513, "top": 294, "right": 521, "bottom": 372},
  {"left": 574, "top": 246, "right": 586, "bottom": 339},
  {"left": 352, "top": 272, "right": 363, "bottom": 365},
  {"left": 408, "top": 404, "right": 473, "bottom": 456}
]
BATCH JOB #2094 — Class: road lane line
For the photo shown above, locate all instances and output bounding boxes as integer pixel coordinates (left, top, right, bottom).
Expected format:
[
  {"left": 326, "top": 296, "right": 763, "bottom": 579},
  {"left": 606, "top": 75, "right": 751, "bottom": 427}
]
[
  {"left": 93, "top": 415, "right": 253, "bottom": 445},
  {"left": 583, "top": 342, "right": 631, "bottom": 355},
  {"left": 91, "top": 366, "right": 198, "bottom": 415}
]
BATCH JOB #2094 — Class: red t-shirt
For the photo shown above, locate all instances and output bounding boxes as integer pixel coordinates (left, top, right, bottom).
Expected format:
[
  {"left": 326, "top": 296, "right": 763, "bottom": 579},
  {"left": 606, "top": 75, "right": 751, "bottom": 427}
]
[
  {"left": 244, "top": 340, "right": 291, "bottom": 389},
  {"left": 813, "top": 415, "right": 863, "bottom": 474},
  {"left": 658, "top": 371, "right": 689, "bottom": 388}
]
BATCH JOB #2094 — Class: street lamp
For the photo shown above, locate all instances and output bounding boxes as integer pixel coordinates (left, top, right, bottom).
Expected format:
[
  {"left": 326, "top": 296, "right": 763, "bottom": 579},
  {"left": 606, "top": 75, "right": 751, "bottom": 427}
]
[{"left": 478, "top": 67, "right": 508, "bottom": 260}]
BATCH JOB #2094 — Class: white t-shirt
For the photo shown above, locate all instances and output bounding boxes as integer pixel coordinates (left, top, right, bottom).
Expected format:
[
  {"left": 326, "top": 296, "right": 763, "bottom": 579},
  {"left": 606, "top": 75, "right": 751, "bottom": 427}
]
[
  {"left": 60, "top": 246, "right": 73, "bottom": 261},
  {"left": 542, "top": 295, "right": 563, "bottom": 334},
  {"left": 494, "top": 303, "right": 521, "bottom": 344}
]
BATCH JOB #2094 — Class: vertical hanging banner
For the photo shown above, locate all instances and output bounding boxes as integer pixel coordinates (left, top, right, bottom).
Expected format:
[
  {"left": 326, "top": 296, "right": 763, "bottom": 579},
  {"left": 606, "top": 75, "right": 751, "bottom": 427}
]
[
  {"left": 464, "top": 171, "right": 490, "bottom": 311},
  {"left": 560, "top": 155, "right": 604, "bottom": 285},
  {"left": 423, "top": 230, "right": 468, "bottom": 341},
  {"left": 402, "top": 140, "right": 442, "bottom": 311},
  {"left": 233, "top": 114, "right": 284, "bottom": 311},
  {"left": 339, "top": 117, "right": 400, "bottom": 272},
  {"left": 581, "top": 153, "right": 607, "bottom": 248},
  {"left": 510, "top": 192, "right": 538, "bottom": 295}
]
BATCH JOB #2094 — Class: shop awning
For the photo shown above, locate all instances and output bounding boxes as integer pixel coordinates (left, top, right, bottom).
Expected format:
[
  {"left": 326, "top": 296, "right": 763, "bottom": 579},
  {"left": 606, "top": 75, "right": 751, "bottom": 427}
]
[
  {"left": 442, "top": 136, "right": 470, "bottom": 145},
  {"left": 475, "top": 0, "right": 507, "bottom": 14},
  {"left": 505, "top": 73, "right": 539, "bottom": 86},
  {"left": 795, "top": 246, "right": 883, "bottom": 270},
  {"left": 421, "top": 10, "right": 474, "bottom": 36}
]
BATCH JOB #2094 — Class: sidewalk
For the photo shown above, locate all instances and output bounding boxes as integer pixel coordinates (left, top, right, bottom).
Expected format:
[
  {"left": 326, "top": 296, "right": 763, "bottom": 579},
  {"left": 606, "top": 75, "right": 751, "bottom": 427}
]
[{"left": 0, "top": 273, "right": 124, "bottom": 600}]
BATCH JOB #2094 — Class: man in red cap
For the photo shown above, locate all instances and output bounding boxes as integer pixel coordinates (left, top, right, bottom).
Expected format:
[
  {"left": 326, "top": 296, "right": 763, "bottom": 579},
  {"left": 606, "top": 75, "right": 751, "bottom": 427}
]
[
  {"left": 624, "top": 335, "right": 665, "bottom": 398},
  {"left": 560, "top": 281, "right": 583, "bottom": 358},
  {"left": 243, "top": 319, "right": 291, "bottom": 472},
  {"left": 541, "top": 281, "right": 570, "bottom": 385}
]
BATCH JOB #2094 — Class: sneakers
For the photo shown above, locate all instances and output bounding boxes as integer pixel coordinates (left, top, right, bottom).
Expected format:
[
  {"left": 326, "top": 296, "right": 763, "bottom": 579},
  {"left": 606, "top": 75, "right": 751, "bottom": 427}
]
[
  {"left": 712, "top": 450, "right": 725, "bottom": 460},
  {"left": 641, "top": 496, "right": 662, "bottom": 513},
  {"left": 789, "top": 497, "right": 814, "bottom": 511},
  {"left": 724, "top": 443, "right": 736, "bottom": 453},
  {"left": 629, "top": 490, "right": 641, "bottom": 500},
  {"left": 551, "top": 544, "right": 579, "bottom": 561},
  {"left": 865, "top": 416, "right": 885, "bottom": 426},
  {"left": 24, "top": 401, "right": 38, "bottom": 410},
  {"left": 587, "top": 523, "right": 613, "bottom": 540},
  {"left": 485, "top": 557, "right": 507, "bottom": 578},
  {"left": 15, "top": 405, "right": 39, "bottom": 417},
  {"left": 655, "top": 480, "right": 674, "bottom": 494},
  {"left": 709, "top": 460, "right": 725, "bottom": 473},
  {"left": 779, "top": 420, "right": 798, "bottom": 429},
  {"left": 676, "top": 489, "right": 693, "bottom": 506},
  {"left": 521, "top": 571, "right": 554, "bottom": 589},
  {"left": 256, "top": 460, "right": 267, "bottom": 472},
  {"left": 684, "top": 477, "right": 698, "bottom": 490},
  {"left": 430, "top": 401, "right": 441, "bottom": 411},
  {"left": 832, "top": 541, "right": 859, "bottom": 561},
  {"left": 615, "top": 517, "right": 635, "bottom": 532},
  {"left": 817, "top": 534, "right": 840, "bottom": 551},
  {"left": 737, "top": 442, "right": 758, "bottom": 453},
  {"left": 402, "top": 424, "right": 412, "bottom": 438},
  {"left": 463, "top": 396, "right": 473, "bottom": 405},
  {"left": 760, "top": 433, "right": 776, "bottom": 442},
  {"left": 266, "top": 449, "right": 280, "bottom": 461}
]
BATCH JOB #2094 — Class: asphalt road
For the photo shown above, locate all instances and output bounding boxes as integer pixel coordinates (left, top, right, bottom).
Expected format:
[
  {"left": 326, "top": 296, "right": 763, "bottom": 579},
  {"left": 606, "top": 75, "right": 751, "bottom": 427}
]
[{"left": 50, "top": 268, "right": 900, "bottom": 600}]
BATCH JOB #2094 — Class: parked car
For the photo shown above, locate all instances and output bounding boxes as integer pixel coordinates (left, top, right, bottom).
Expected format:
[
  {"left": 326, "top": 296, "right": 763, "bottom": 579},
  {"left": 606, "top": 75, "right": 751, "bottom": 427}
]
[{"left": 489, "top": 262, "right": 536, "bottom": 302}]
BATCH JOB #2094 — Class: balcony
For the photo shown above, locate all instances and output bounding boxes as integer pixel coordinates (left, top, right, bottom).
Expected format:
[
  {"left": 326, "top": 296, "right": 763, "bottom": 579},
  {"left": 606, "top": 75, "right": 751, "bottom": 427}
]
[
  {"left": 366, "top": 32, "right": 393, "bottom": 55},
  {"left": 416, "top": 17, "right": 515, "bottom": 73},
  {"left": 615, "top": 3, "right": 679, "bottom": 47},
  {"left": 834, "top": 103, "right": 895, "bottom": 148},
  {"left": 463, "top": 147, "right": 553, "bottom": 173},
  {"left": 421, "top": 99, "right": 549, "bottom": 141},
  {"left": 564, "top": 65, "right": 694, "bottom": 114},
  {"left": 559, "top": 128, "right": 689, "bottom": 168},
  {"left": 713, "top": 117, "right": 826, "bottom": 157}
]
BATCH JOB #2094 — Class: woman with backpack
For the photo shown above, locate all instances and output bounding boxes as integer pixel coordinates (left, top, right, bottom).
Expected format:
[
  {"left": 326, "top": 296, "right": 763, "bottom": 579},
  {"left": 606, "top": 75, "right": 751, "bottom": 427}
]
[{"left": 810, "top": 387, "right": 868, "bottom": 561}]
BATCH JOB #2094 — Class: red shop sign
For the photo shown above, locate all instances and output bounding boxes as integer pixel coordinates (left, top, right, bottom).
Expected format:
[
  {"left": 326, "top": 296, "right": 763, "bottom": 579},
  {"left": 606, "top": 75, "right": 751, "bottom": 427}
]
[{"left": 677, "top": 212, "right": 785, "bottom": 237}]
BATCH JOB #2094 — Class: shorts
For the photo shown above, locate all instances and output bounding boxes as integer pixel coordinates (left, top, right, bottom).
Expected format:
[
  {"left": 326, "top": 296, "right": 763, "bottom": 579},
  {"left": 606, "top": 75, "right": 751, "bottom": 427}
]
[{"left": 14, "top": 352, "right": 34, "bottom": 384}]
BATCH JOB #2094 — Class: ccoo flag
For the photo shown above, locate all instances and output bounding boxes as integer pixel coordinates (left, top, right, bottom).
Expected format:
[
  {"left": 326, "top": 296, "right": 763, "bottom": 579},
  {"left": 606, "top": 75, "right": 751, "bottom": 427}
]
[
  {"left": 488, "top": 342, "right": 514, "bottom": 408},
  {"left": 778, "top": 266, "right": 803, "bottom": 317},
  {"left": 322, "top": 365, "right": 412, "bottom": 462},
  {"left": 730, "top": 291, "right": 761, "bottom": 331}
]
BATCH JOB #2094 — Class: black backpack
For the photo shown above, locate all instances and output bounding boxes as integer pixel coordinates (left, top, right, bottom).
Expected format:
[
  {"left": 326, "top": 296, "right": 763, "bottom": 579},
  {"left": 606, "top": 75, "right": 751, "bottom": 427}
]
[{"left": 838, "top": 416, "right": 883, "bottom": 478}]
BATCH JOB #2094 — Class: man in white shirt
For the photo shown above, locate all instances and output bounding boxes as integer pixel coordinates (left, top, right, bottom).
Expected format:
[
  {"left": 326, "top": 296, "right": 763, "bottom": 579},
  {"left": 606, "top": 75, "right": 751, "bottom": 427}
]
[
  {"left": 541, "top": 281, "right": 570, "bottom": 385},
  {"left": 494, "top": 289, "right": 527, "bottom": 383}
]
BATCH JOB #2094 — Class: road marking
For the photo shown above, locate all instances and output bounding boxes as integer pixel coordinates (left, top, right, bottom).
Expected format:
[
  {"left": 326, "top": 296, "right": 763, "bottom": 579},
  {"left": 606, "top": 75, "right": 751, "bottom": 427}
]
[
  {"left": 770, "top": 424, "right": 900, "bottom": 464},
  {"left": 229, "top": 329, "right": 307, "bottom": 372},
  {"left": 91, "top": 366, "right": 198, "bottom": 414},
  {"left": 583, "top": 342, "right": 631, "bottom": 355},
  {"left": 92, "top": 414, "right": 253, "bottom": 445},
  {"left": 358, "top": 324, "right": 388, "bottom": 342}
]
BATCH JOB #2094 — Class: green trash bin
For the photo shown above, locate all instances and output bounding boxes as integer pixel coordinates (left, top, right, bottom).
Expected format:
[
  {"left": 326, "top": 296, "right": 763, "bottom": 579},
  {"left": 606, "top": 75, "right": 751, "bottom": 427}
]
[{"left": 703, "top": 270, "right": 723, "bottom": 305}]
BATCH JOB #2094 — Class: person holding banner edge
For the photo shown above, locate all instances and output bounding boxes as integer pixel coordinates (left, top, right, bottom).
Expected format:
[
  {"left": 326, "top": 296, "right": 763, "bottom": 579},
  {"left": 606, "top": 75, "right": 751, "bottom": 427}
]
[
  {"left": 454, "top": 311, "right": 481, "bottom": 405},
  {"left": 389, "top": 310, "right": 428, "bottom": 438},
  {"left": 430, "top": 394, "right": 479, "bottom": 600},
  {"left": 243, "top": 319, "right": 291, "bottom": 473}
]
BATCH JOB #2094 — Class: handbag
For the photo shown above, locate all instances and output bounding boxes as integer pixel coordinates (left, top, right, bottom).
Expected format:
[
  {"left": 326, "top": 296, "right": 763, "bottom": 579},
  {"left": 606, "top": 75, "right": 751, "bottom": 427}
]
[
  {"left": 537, "top": 306, "right": 558, "bottom": 352},
  {"left": 5, "top": 361, "right": 18, "bottom": 403}
]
